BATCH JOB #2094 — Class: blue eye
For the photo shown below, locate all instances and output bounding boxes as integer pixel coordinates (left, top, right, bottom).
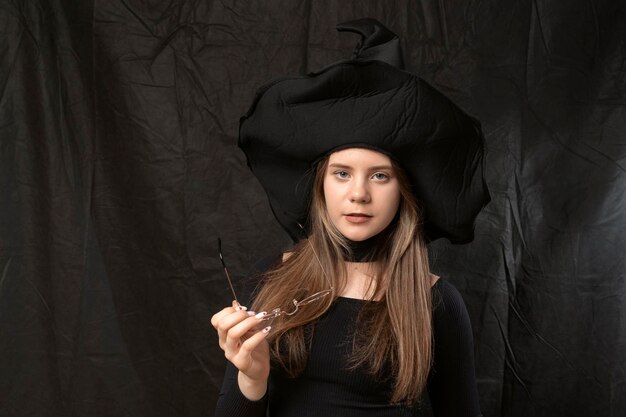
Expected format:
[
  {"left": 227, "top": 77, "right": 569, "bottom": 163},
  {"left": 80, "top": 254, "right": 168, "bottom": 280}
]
[
  {"left": 372, "top": 172, "right": 388, "bottom": 181},
  {"left": 335, "top": 171, "right": 349, "bottom": 179}
]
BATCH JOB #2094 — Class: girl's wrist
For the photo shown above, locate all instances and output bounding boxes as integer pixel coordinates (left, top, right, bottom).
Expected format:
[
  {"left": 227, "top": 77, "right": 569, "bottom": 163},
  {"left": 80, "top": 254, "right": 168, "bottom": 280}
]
[{"left": 237, "top": 371, "right": 268, "bottom": 401}]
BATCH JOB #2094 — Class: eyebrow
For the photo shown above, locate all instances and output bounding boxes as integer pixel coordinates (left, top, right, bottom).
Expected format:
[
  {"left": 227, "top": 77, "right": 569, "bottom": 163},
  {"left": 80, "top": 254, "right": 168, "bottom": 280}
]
[{"left": 328, "top": 163, "right": 393, "bottom": 171}]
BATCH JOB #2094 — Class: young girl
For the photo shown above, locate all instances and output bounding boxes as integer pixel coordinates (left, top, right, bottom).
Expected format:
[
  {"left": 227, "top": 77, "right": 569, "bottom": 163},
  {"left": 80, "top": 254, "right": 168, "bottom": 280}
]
[{"left": 212, "top": 19, "right": 489, "bottom": 416}]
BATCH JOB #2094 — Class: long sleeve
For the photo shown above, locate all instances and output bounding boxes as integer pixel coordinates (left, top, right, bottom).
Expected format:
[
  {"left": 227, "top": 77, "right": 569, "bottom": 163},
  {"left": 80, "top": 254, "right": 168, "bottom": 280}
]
[
  {"left": 214, "top": 361, "right": 268, "bottom": 417},
  {"left": 214, "top": 259, "right": 482, "bottom": 416},
  {"left": 427, "top": 280, "right": 482, "bottom": 417},
  {"left": 214, "top": 257, "right": 275, "bottom": 417}
]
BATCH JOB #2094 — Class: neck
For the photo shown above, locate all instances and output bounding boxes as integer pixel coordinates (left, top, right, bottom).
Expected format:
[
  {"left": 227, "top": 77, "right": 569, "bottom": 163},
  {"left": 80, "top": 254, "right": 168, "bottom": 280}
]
[{"left": 343, "top": 234, "right": 382, "bottom": 262}]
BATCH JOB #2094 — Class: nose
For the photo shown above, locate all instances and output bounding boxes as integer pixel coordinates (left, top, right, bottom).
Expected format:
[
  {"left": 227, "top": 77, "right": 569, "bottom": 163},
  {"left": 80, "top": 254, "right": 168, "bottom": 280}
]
[{"left": 349, "top": 179, "right": 370, "bottom": 203}]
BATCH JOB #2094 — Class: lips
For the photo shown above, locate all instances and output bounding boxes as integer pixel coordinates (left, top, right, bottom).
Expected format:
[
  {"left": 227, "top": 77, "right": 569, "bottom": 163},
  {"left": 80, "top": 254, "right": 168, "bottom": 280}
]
[{"left": 344, "top": 213, "right": 372, "bottom": 224}]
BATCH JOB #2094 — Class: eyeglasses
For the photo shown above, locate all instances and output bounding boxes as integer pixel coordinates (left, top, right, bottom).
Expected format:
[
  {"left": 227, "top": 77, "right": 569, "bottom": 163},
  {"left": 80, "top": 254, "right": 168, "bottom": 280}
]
[{"left": 217, "top": 237, "right": 334, "bottom": 321}]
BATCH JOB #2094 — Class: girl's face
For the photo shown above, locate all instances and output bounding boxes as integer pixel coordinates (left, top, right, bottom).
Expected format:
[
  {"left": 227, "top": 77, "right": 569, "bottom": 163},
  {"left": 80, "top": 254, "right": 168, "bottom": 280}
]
[{"left": 323, "top": 148, "right": 401, "bottom": 242}]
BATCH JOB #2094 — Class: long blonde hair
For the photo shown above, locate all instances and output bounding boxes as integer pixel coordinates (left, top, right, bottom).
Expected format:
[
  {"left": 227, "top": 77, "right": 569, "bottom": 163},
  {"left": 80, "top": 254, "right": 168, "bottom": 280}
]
[{"left": 251, "top": 154, "right": 432, "bottom": 404}]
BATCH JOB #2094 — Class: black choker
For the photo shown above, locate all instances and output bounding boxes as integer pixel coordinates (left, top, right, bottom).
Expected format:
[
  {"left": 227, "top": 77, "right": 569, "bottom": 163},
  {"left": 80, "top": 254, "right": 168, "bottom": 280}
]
[{"left": 344, "top": 234, "right": 382, "bottom": 262}]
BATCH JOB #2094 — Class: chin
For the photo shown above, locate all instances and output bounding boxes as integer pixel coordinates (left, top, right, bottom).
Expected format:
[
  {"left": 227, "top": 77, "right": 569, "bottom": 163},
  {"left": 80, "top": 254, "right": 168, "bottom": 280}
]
[
  {"left": 338, "top": 228, "right": 380, "bottom": 242},
  {"left": 343, "top": 234, "right": 370, "bottom": 242}
]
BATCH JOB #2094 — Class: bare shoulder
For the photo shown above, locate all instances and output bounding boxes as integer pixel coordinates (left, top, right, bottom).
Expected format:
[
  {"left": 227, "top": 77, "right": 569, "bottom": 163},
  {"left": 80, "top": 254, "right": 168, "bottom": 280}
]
[
  {"left": 430, "top": 273, "right": 440, "bottom": 287},
  {"left": 282, "top": 252, "right": 293, "bottom": 262}
]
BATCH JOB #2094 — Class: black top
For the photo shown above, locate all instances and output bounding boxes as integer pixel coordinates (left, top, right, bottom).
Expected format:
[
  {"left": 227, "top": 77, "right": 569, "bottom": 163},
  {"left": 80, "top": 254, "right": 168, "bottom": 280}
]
[{"left": 215, "top": 279, "right": 482, "bottom": 417}]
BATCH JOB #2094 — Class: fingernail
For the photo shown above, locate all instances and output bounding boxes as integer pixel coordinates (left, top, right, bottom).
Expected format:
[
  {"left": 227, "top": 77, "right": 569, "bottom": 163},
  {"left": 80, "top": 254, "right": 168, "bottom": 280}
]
[
  {"left": 255, "top": 311, "right": 267, "bottom": 319},
  {"left": 262, "top": 326, "right": 271, "bottom": 333},
  {"left": 235, "top": 305, "right": 248, "bottom": 311},
  {"left": 247, "top": 311, "right": 256, "bottom": 316}
]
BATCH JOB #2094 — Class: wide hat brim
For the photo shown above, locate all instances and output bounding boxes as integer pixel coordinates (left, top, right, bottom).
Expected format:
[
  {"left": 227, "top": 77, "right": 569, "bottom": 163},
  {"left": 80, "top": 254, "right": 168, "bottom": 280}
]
[{"left": 239, "top": 19, "right": 490, "bottom": 244}]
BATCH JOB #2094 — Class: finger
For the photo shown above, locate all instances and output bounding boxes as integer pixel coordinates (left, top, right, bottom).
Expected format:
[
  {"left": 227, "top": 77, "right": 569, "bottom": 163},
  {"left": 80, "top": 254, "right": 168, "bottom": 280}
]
[
  {"left": 224, "top": 313, "right": 268, "bottom": 352},
  {"left": 227, "top": 312, "right": 267, "bottom": 339},
  {"left": 214, "top": 310, "right": 253, "bottom": 350},
  {"left": 210, "top": 306, "right": 238, "bottom": 328},
  {"left": 210, "top": 302, "right": 248, "bottom": 327},
  {"left": 211, "top": 299, "right": 251, "bottom": 328},
  {"left": 230, "top": 326, "right": 271, "bottom": 370},
  {"left": 232, "top": 300, "right": 248, "bottom": 311},
  {"left": 216, "top": 314, "right": 264, "bottom": 354},
  {"left": 239, "top": 325, "right": 271, "bottom": 356}
]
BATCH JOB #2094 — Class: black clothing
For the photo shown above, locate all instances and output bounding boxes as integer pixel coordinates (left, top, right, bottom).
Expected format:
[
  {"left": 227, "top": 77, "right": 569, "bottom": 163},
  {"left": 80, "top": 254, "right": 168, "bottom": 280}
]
[
  {"left": 344, "top": 232, "right": 388, "bottom": 262},
  {"left": 215, "top": 279, "right": 482, "bottom": 417},
  {"left": 238, "top": 19, "right": 490, "bottom": 244}
]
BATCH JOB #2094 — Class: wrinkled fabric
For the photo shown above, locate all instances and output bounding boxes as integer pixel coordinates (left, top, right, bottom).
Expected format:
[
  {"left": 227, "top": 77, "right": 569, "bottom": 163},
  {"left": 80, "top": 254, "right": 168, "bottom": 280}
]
[
  {"left": 0, "top": 1, "right": 624, "bottom": 417},
  {"left": 240, "top": 56, "right": 489, "bottom": 244}
]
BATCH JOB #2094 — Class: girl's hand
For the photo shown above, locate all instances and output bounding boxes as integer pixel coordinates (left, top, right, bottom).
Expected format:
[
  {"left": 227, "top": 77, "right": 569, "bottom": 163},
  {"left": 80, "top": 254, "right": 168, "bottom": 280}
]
[{"left": 211, "top": 301, "right": 271, "bottom": 399}]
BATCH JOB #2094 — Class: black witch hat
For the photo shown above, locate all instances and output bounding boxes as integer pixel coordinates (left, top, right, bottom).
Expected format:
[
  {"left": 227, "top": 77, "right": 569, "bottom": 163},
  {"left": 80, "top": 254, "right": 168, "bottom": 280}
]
[{"left": 239, "top": 18, "right": 490, "bottom": 244}]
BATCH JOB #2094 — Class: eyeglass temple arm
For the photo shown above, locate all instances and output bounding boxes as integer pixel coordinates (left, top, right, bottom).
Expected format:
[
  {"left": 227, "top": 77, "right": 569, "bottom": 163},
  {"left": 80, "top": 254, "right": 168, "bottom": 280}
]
[{"left": 217, "top": 238, "right": 239, "bottom": 304}]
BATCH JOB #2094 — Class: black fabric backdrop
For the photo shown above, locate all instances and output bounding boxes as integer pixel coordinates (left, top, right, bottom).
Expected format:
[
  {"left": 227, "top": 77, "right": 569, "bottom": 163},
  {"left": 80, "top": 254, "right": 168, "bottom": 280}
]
[{"left": 1, "top": 1, "right": 625, "bottom": 416}]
